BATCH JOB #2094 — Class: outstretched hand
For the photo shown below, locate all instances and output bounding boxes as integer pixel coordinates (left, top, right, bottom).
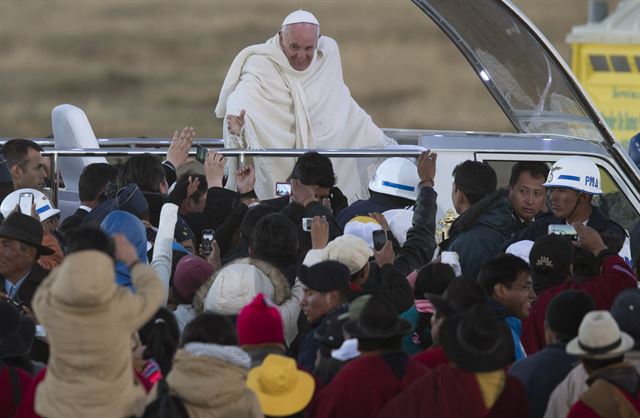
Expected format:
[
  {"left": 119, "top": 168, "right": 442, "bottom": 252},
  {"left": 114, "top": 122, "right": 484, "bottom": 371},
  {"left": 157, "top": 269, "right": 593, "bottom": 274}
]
[
  {"left": 226, "top": 110, "right": 246, "bottom": 135},
  {"left": 205, "top": 152, "right": 226, "bottom": 188},
  {"left": 417, "top": 150, "right": 437, "bottom": 187},
  {"left": 167, "top": 126, "right": 196, "bottom": 169}
]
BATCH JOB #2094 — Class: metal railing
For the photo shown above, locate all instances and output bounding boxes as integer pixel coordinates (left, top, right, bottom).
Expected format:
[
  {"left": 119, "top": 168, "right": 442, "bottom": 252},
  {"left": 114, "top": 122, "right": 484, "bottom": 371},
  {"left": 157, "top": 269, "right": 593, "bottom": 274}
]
[
  {"left": 43, "top": 147, "right": 426, "bottom": 205},
  {"left": 0, "top": 138, "right": 225, "bottom": 148}
]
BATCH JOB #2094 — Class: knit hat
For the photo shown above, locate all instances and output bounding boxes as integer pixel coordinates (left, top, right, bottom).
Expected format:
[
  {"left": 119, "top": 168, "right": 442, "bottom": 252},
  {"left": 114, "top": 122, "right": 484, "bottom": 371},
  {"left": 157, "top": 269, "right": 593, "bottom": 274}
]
[
  {"left": 237, "top": 293, "right": 285, "bottom": 346},
  {"left": 305, "top": 235, "right": 373, "bottom": 275},
  {"left": 567, "top": 310, "right": 635, "bottom": 359},
  {"left": 383, "top": 209, "right": 413, "bottom": 246},
  {"left": 529, "top": 234, "right": 574, "bottom": 277},
  {"left": 204, "top": 264, "right": 276, "bottom": 315},
  {"left": 247, "top": 354, "right": 315, "bottom": 417},
  {"left": 298, "top": 261, "right": 350, "bottom": 292},
  {"left": 173, "top": 255, "right": 214, "bottom": 302},
  {"left": 546, "top": 290, "right": 594, "bottom": 341},
  {"left": 612, "top": 288, "right": 640, "bottom": 348},
  {"left": 343, "top": 216, "right": 381, "bottom": 249}
]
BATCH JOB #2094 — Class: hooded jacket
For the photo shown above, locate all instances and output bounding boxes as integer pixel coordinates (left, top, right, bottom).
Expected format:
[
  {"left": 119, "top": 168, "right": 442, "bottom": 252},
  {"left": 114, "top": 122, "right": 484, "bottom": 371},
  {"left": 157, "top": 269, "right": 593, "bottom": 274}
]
[
  {"left": 32, "top": 250, "right": 164, "bottom": 418},
  {"left": 101, "top": 210, "right": 148, "bottom": 289},
  {"left": 156, "top": 348, "right": 261, "bottom": 418},
  {"left": 441, "top": 189, "right": 517, "bottom": 278}
]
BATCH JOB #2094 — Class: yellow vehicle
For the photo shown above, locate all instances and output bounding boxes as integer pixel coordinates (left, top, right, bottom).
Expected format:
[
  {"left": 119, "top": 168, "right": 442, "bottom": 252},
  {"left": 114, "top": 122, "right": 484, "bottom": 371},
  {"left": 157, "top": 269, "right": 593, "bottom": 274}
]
[{"left": 567, "top": 0, "right": 640, "bottom": 145}]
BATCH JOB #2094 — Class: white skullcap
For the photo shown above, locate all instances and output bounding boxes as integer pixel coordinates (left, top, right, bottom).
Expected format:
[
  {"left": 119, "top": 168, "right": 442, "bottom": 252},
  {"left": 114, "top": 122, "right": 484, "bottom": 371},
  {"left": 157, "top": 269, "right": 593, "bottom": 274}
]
[
  {"left": 282, "top": 10, "right": 319, "bottom": 27},
  {"left": 506, "top": 240, "right": 534, "bottom": 265}
]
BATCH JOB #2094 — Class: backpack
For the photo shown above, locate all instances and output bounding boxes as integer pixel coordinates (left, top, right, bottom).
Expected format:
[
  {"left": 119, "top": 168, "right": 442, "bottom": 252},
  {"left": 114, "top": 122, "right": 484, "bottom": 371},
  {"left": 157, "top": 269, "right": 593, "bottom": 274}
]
[{"left": 142, "top": 379, "right": 190, "bottom": 418}]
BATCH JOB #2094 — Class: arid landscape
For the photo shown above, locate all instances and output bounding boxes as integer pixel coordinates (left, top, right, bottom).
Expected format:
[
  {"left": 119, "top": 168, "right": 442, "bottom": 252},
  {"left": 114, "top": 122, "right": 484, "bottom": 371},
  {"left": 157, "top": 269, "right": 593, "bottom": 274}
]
[{"left": 0, "top": 0, "right": 612, "bottom": 140}]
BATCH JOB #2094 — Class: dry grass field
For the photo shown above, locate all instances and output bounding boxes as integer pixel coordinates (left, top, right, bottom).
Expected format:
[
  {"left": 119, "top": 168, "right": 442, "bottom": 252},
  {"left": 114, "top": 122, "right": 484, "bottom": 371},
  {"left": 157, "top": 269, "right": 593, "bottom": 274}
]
[{"left": 0, "top": 0, "right": 612, "bottom": 139}]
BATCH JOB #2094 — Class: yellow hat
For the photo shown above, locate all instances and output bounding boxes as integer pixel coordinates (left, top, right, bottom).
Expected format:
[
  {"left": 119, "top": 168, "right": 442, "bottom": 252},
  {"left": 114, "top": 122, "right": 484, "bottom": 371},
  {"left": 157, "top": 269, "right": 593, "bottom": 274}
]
[{"left": 247, "top": 354, "right": 315, "bottom": 417}]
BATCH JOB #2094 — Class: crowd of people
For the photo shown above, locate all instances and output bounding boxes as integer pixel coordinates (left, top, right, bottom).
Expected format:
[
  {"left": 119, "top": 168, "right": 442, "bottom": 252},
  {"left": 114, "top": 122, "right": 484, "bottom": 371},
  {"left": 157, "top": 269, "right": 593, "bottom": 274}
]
[
  {"left": 1, "top": 8, "right": 640, "bottom": 418},
  {"left": 0, "top": 126, "right": 639, "bottom": 418}
]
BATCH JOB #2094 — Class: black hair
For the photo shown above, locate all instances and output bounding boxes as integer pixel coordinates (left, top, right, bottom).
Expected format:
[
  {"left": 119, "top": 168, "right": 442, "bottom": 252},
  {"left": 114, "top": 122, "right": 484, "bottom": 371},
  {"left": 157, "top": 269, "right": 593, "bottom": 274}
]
[
  {"left": 138, "top": 308, "right": 180, "bottom": 376},
  {"left": 452, "top": 160, "right": 497, "bottom": 205},
  {"left": 78, "top": 163, "right": 118, "bottom": 202},
  {"left": 240, "top": 203, "right": 279, "bottom": 242},
  {"left": 0, "top": 139, "right": 43, "bottom": 170},
  {"left": 174, "top": 172, "right": 208, "bottom": 205},
  {"left": 508, "top": 161, "right": 550, "bottom": 187},
  {"left": 412, "top": 263, "right": 455, "bottom": 349},
  {"left": 251, "top": 213, "right": 298, "bottom": 268},
  {"left": 181, "top": 312, "right": 237, "bottom": 346},
  {"left": 66, "top": 226, "right": 115, "bottom": 259},
  {"left": 117, "top": 154, "right": 166, "bottom": 192},
  {"left": 358, "top": 336, "right": 403, "bottom": 352},
  {"left": 288, "top": 152, "right": 336, "bottom": 188},
  {"left": 477, "top": 254, "right": 531, "bottom": 296},
  {"left": 582, "top": 355, "right": 624, "bottom": 372}
]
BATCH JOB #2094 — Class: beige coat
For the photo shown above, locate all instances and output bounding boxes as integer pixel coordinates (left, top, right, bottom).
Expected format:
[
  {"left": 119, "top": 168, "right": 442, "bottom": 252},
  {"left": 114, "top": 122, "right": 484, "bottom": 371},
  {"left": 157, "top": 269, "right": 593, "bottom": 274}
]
[
  {"left": 32, "top": 250, "right": 164, "bottom": 418},
  {"left": 152, "top": 349, "right": 262, "bottom": 418}
]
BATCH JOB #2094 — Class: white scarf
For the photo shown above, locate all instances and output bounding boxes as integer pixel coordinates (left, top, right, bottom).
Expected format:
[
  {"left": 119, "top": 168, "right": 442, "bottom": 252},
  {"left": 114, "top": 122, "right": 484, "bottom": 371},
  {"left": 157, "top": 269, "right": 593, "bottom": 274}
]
[{"left": 215, "top": 34, "right": 395, "bottom": 201}]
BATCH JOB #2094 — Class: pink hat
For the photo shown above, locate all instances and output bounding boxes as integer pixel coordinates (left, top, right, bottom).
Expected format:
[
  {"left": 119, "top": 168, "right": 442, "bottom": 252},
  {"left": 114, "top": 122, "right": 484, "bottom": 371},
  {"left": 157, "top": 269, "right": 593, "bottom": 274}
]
[
  {"left": 237, "top": 293, "right": 284, "bottom": 346},
  {"left": 173, "top": 255, "right": 214, "bottom": 302}
]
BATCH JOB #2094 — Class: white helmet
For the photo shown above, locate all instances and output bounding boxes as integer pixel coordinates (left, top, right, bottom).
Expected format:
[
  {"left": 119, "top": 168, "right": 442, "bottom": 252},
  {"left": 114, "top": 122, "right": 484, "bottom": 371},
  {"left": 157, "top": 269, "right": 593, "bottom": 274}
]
[
  {"left": 543, "top": 156, "right": 602, "bottom": 195},
  {"left": 1, "top": 188, "right": 60, "bottom": 221},
  {"left": 369, "top": 158, "right": 420, "bottom": 201}
]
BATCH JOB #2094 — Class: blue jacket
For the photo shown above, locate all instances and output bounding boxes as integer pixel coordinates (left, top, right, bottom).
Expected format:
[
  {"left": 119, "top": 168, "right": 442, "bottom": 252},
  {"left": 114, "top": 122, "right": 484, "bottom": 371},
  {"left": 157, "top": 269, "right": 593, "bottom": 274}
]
[
  {"left": 297, "top": 305, "right": 348, "bottom": 373},
  {"left": 488, "top": 299, "right": 525, "bottom": 362},
  {"left": 101, "top": 210, "right": 148, "bottom": 289},
  {"left": 441, "top": 190, "right": 517, "bottom": 279},
  {"left": 337, "top": 192, "right": 412, "bottom": 228},
  {"left": 509, "top": 342, "right": 578, "bottom": 418}
]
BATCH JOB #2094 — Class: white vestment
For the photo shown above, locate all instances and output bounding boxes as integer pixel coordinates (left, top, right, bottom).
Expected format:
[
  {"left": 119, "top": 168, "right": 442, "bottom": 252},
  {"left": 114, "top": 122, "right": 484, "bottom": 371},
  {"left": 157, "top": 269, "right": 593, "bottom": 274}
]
[{"left": 215, "top": 34, "right": 395, "bottom": 200}]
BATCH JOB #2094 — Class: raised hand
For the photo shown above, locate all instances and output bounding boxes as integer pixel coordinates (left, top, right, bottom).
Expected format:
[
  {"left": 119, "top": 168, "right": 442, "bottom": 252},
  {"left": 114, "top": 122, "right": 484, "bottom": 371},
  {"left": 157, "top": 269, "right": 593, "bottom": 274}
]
[
  {"left": 226, "top": 110, "right": 246, "bottom": 135},
  {"left": 167, "top": 126, "right": 196, "bottom": 169}
]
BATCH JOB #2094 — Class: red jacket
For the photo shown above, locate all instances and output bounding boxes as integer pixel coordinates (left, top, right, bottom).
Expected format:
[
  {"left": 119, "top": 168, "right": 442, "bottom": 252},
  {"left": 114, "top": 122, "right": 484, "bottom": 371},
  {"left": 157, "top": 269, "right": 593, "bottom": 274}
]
[
  {"left": 307, "top": 351, "right": 428, "bottom": 418},
  {"left": 522, "top": 253, "right": 637, "bottom": 354},
  {"left": 412, "top": 345, "right": 449, "bottom": 369},
  {"left": 379, "top": 364, "right": 530, "bottom": 418},
  {"left": 0, "top": 365, "right": 33, "bottom": 418}
]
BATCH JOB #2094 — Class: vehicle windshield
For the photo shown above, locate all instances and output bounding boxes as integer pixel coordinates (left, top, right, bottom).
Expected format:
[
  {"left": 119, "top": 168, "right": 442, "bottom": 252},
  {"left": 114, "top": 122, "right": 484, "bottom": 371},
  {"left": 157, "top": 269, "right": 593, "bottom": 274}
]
[{"left": 413, "top": 0, "right": 607, "bottom": 143}]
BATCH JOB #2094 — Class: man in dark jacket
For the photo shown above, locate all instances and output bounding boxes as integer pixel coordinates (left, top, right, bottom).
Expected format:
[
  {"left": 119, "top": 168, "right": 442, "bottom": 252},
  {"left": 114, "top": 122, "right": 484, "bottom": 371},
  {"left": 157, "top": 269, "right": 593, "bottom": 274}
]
[
  {"left": 508, "top": 161, "right": 549, "bottom": 230},
  {"left": 296, "top": 261, "right": 349, "bottom": 372},
  {"left": 507, "top": 156, "right": 626, "bottom": 253},
  {"left": 0, "top": 213, "right": 52, "bottom": 309},
  {"left": 440, "top": 160, "right": 517, "bottom": 278},
  {"left": 509, "top": 290, "right": 594, "bottom": 418}
]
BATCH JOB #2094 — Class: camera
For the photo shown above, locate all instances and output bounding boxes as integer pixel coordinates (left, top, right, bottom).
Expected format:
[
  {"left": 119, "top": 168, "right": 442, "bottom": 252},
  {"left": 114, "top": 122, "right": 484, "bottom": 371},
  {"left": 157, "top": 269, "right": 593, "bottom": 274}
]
[
  {"left": 548, "top": 224, "right": 578, "bottom": 241},
  {"left": 201, "top": 229, "right": 215, "bottom": 255},
  {"left": 276, "top": 182, "right": 292, "bottom": 196}
]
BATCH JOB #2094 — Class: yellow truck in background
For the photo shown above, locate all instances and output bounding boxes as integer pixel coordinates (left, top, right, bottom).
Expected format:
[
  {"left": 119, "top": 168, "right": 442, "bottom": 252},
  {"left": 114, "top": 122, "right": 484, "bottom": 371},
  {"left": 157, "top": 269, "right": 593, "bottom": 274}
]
[{"left": 567, "top": 0, "right": 640, "bottom": 145}]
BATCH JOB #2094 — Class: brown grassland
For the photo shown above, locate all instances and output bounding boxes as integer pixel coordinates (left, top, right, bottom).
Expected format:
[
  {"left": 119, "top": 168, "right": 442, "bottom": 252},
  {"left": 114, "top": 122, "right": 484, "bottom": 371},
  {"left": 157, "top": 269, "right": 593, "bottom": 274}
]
[{"left": 0, "top": 0, "right": 608, "bottom": 140}]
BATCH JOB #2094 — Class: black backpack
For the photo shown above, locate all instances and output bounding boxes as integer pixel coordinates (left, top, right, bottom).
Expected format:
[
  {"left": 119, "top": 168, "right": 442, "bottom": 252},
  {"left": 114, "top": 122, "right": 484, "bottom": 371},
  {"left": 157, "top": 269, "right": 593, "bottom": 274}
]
[{"left": 142, "top": 379, "right": 190, "bottom": 418}]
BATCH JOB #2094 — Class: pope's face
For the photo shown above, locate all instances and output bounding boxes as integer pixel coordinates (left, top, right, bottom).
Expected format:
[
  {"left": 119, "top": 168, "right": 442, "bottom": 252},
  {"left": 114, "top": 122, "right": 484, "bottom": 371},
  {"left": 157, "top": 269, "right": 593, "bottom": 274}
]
[{"left": 279, "top": 23, "right": 319, "bottom": 71}]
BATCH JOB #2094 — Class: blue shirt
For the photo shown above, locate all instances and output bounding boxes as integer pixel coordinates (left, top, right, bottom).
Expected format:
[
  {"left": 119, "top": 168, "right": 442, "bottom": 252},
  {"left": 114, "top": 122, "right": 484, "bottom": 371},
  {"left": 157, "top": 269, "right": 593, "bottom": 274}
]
[{"left": 4, "top": 273, "right": 29, "bottom": 300}]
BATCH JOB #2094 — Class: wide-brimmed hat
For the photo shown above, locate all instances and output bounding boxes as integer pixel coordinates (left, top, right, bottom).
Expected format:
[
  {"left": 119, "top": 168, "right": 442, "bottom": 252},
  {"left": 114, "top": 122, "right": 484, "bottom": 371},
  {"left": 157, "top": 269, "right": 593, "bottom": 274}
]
[
  {"left": 247, "top": 354, "right": 315, "bottom": 417},
  {"left": 567, "top": 310, "right": 635, "bottom": 359},
  {"left": 428, "top": 276, "right": 486, "bottom": 317},
  {"left": 438, "top": 303, "right": 513, "bottom": 372},
  {"left": 612, "top": 288, "right": 640, "bottom": 348},
  {"left": 344, "top": 295, "right": 411, "bottom": 340},
  {"left": 0, "top": 212, "right": 54, "bottom": 255},
  {"left": 0, "top": 301, "right": 36, "bottom": 358}
]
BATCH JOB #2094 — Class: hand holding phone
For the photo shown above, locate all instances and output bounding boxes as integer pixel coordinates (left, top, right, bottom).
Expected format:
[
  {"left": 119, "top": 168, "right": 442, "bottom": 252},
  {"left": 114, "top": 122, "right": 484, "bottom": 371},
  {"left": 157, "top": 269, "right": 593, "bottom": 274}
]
[
  {"left": 276, "top": 182, "right": 292, "bottom": 197},
  {"left": 201, "top": 229, "right": 215, "bottom": 255},
  {"left": 19, "top": 192, "right": 34, "bottom": 215},
  {"left": 372, "top": 229, "right": 388, "bottom": 251},
  {"left": 196, "top": 144, "right": 208, "bottom": 164}
]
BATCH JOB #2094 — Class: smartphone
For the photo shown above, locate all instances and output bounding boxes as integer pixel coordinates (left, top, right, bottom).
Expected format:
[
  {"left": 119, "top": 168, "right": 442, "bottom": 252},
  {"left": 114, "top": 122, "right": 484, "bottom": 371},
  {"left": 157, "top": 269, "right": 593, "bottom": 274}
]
[
  {"left": 196, "top": 144, "right": 208, "bottom": 164},
  {"left": 302, "top": 217, "right": 313, "bottom": 232},
  {"left": 548, "top": 224, "right": 578, "bottom": 241},
  {"left": 201, "top": 229, "right": 215, "bottom": 255},
  {"left": 373, "top": 229, "right": 388, "bottom": 251},
  {"left": 19, "top": 192, "right": 34, "bottom": 215},
  {"left": 276, "top": 182, "right": 292, "bottom": 196}
]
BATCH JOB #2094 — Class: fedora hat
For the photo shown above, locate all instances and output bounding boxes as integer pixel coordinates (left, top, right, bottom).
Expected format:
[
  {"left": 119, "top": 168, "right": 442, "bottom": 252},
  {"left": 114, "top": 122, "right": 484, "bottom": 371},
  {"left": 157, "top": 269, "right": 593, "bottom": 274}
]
[
  {"left": 566, "top": 310, "right": 635, "bottom": 359},
  {"left": 343, "top": 295, "right": 411, "bottom": 340},
  {"left": 0, "top": 212, "right": 54, "bottom": 255},
  {"left": 428, "top": 276, "right": 486, "bottom": 317},
  {"left": 439, "top": 303, "right": 513, "bottom": 372},
  {"left": 0, "top": 301, "right": 36, "bottom": 358},
  {"left": 247, "top": 354, "right": 315, "bottom": 417}
]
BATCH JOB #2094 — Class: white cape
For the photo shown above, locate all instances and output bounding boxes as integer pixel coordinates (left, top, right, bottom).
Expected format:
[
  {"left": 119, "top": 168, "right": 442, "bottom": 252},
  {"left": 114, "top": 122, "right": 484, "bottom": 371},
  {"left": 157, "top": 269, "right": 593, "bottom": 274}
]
[{"left": 215, "top": 34, "right": 395, "bottom": 200}]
